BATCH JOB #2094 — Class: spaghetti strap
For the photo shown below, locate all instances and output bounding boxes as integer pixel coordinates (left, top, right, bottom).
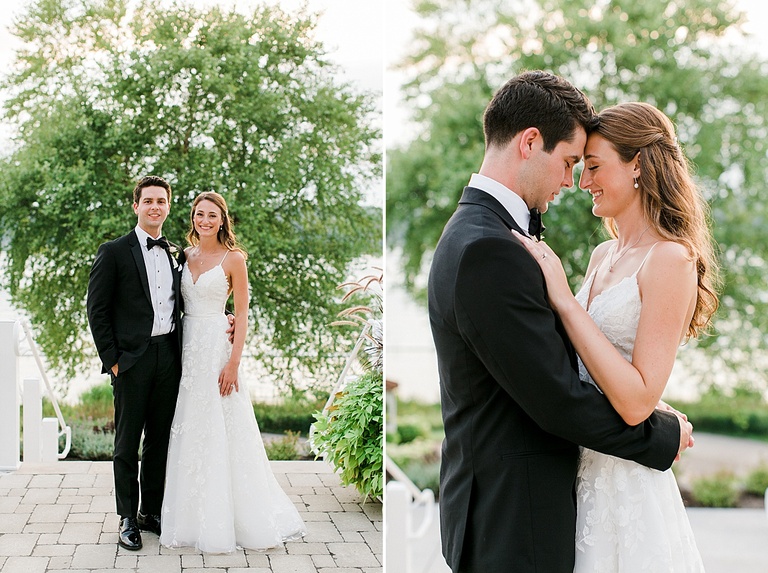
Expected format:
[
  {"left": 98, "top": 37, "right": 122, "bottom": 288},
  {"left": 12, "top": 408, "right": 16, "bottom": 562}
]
[
  {"left": 633, "top": 242, "right": 660, "bottom": 276},
  {"left": 219, "top": 250, "right": 229, "bottom": 266}
]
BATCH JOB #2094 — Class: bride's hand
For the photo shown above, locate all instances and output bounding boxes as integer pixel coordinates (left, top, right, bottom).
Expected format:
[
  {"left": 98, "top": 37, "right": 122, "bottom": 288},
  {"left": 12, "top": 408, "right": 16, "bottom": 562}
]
[
  {"left": 218, "top": 361, "right": 239, "bottom": 396},
  {"left": 512, "top": 231, "right": 573, "bottom": 312}
]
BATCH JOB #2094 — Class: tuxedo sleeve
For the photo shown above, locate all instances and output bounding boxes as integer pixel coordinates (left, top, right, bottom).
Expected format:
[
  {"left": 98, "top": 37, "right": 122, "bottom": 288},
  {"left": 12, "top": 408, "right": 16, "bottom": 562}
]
[
  {"left": 86, "top": 242, "right": 119, "bottom": 373},
  {"left": 454, "top": 235, "right": 679, "bottom": 471}
]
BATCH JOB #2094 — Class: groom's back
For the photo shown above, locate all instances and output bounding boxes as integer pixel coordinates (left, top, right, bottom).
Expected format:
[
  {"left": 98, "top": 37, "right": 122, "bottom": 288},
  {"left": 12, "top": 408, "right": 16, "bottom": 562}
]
[{"left": 428, "top": 192, "right": 580, "bottom": 573}]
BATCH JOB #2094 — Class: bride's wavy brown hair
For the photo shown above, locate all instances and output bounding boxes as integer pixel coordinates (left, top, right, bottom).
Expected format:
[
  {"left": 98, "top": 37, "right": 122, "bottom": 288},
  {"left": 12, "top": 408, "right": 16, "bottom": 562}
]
[
  {"left": 187, "top": 191, "right": 248, "bottom": 260},
  {"left": 595, "top": 102, "right": 719, "bottom": 339}
]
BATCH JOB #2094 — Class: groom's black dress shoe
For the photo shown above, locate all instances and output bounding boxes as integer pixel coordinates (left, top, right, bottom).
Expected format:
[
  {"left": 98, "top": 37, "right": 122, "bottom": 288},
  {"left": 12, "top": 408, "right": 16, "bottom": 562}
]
[
  {"left": 118, "top": 517, "right": 142, "bottom": 550},
  {"left": 137, "top": 511, "right": 162, "bottom": 536}
]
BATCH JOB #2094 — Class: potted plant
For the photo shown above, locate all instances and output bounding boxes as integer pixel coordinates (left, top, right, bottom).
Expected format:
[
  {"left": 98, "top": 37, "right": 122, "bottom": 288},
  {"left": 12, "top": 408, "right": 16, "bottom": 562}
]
[{"left": 311, "top": 270, "right": 383, "bottom": 501}]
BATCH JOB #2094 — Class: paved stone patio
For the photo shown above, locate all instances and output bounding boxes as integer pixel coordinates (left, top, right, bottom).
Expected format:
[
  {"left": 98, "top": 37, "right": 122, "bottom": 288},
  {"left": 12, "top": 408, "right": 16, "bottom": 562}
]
[{"left": 0, "top": 460, "right": 382, "bottom": 572}]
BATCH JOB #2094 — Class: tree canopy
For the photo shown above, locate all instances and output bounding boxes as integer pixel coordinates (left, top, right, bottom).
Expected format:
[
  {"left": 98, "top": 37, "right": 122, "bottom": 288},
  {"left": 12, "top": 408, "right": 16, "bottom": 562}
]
[
  {"left": 387, "top": 0, "right": 768, "bottom": 392},
  {"left": 0, "top": 0, "right": 382, "bottom": 388}
]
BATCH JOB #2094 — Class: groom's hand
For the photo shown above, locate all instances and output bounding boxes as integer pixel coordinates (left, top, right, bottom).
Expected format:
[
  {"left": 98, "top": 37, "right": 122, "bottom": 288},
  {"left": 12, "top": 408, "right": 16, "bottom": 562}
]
[
  {"left": 674, "top": 412, "right": 694, "bottom": 461},
  {"left": 226, "top": 314, "right": 235, "bottom": 344}
]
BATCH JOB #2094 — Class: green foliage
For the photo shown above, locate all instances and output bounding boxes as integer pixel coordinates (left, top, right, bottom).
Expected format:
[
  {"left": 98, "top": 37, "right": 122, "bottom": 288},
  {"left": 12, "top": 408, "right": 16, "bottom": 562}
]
[
  {"left": 312, "top": 370, "right": 383, "bottom": 500},
  {"left": 395, "top": 423, "right": 425, "bottom": 444},
  {"left": 0, "top": 0, "right": 381, "bottom": 388},
  {"left": 690, "top": 472, "right": 739, "bottom": 507},
  {"left": 668, "top": 388, "right": 768, "bottom": 439},
  {"left": 387, "top": 0, "right": 768, "bottom": 390},
  {"left": 387, "top": 398, "right": 444, "bottom": 494},
  {"left": 399, "top": 459, "right": 441, "bottom": 496},
  {"left": 745, "top": 465, "right": 768, "bottom": 496},
  {"left": 253, "top": 394, "right": 325, "bottom": 436},
  {"left": 264, "top": 431, "right": 306, "bottom": 461},
  {"left": 64, "top": 419, "right": 115, "bottom": 461},
  {"left": 75, "top": 381, "right": 115, "bottom": 420}
]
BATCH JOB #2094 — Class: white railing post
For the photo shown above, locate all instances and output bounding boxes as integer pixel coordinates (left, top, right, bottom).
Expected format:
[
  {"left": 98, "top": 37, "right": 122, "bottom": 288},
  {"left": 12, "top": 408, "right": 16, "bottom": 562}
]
[
  {"left": 23, "top": 378, "right": 42, "bottom": 463},
  {"left": 385, "top": 481, "right": 410, "bottom": 573},
  {"left": 41, "top": 418, "right": 59, "bottom": 463},
  {"left": 0, "top": 320, "right": 21, "bottom": 471}
]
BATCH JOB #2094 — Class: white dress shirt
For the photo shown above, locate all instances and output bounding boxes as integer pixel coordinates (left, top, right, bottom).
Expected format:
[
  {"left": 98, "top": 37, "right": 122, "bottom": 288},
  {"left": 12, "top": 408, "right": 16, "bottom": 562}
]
[
  {"left": 134, "top": 225, "right": 175, "bottom": 336},
  {"left": 468, "top": 173, "right": 532, "bottom": 236}
]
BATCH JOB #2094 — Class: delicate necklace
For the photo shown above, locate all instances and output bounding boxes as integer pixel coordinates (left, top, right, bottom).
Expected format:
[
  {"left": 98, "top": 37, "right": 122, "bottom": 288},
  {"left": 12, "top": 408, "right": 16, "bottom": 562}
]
[
  {"left": 608, "top": 226, "right": 651, "bottom": 272},
  {"left": 195, "top": 247, "right": 217, "bottom": 265}
]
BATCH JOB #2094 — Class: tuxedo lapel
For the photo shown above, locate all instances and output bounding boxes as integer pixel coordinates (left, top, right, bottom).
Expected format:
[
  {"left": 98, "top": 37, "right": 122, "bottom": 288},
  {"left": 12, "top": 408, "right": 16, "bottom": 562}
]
[
  {"left": 129, "top": 231, "right": 152, "bottom": 304},
  {"left": 458, "top": 187, "right": 526, "bottom": 236}
]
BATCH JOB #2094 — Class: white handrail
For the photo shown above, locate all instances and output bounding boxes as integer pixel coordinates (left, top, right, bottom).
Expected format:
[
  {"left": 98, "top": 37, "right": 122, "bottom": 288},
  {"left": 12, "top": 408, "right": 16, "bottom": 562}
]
[
  {"left": 385, "top": 455, "right": 435, "bottom": 538},
  {"left": 19, "top": 320, "right": 71, "bottom": 459},
  {"left": 309, "top": 322, "right": 370, "bottom": 452}
]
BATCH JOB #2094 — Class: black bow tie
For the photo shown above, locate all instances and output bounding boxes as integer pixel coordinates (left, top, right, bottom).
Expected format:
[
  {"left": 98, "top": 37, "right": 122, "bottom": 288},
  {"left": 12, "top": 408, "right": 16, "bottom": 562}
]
[
  {"left": 146, "top": 236, "right": 170, "bottom": 251},
  {"left": 528, "top": 208, "right": 545, "bottom": 241}
]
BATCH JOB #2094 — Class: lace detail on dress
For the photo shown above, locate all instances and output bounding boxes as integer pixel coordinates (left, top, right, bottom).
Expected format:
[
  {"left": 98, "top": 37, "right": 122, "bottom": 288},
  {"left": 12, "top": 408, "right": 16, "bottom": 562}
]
[
  {"left": 160, "top": 262, "right": 306, "bottom": 553},
  {"left": 571, "top": 262, "right": 705, "bottom": 572}
]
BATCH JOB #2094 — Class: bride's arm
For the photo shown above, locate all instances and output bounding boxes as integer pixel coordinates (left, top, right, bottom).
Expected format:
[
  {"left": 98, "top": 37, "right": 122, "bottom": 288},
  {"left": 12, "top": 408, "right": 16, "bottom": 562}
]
[
  {"left": 218, "top": 251, "right": 249, "bottom": 396},
  {"left": 517, "top": 235, "right": 696, "bottom": 425}
]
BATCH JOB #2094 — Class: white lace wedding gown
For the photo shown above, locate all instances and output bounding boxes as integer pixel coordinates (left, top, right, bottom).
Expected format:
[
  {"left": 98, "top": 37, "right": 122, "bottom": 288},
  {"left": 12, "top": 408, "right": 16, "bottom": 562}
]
[
  {"left": 159, "top": 256, "right": 306, "bottom": 553},
  {"left": 573, "top": 246, "right": 704, "bottom": 572}
]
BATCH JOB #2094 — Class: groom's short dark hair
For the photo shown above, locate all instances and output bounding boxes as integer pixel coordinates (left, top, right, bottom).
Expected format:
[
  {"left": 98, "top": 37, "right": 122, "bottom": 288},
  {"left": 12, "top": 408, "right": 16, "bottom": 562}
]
[
  {"left": 483, "top": 70, "right": 599, "bottom": 152},
  {"left": 133, "top": 175, "right": 172, "bottom": 204}
]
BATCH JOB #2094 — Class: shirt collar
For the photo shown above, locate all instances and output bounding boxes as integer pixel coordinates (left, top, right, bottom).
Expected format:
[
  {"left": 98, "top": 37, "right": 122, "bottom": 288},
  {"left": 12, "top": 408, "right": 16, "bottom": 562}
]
[
  {"left": 134, "top": 225, "right": 162, "bottom": 246},
  {"left": 468, "top": 173, "right": 531, "bottom": 234}
]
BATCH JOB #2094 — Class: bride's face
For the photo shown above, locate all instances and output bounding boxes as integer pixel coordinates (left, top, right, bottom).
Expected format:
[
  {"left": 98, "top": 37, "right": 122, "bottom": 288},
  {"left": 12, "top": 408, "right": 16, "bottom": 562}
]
[
  {"left": 579, "top": 134, "right": 639, "bottom": 218},
  {"left": 193, "top": 199, "right": 223, "bottom": 240}
]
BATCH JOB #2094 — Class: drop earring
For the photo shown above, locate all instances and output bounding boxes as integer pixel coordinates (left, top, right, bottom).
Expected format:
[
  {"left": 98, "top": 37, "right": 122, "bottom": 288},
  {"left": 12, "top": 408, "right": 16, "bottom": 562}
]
[{"left": 633, "top": 178, "right": 639, "bottom": 189}]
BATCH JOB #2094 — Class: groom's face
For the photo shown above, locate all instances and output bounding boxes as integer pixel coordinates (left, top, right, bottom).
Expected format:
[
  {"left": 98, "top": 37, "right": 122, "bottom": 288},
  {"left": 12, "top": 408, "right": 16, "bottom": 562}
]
[
  {"left": 133, "top": 186, "right": 171, "bottom": 237},
  {"left": 526, "top": 128, "right": 587, "bottom": 214}
]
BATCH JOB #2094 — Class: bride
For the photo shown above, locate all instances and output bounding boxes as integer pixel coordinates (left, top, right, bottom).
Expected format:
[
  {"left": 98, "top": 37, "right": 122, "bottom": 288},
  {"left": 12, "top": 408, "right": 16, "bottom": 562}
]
[
  {"left": 519, "top": 102, "right": 719, "bottom": 571},
  {"left": 159, "top": 191, "right": 306, "bottom": 552}
]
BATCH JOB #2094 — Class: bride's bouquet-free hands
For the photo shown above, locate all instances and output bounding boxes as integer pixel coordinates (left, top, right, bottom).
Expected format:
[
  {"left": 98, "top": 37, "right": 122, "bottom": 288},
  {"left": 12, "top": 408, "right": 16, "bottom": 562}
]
[
  {"left": 512, "top": 230, "right": 575, "bottom": 313},
  {"left": 218, "top": 361, "right": 239, "bottom": 396}
]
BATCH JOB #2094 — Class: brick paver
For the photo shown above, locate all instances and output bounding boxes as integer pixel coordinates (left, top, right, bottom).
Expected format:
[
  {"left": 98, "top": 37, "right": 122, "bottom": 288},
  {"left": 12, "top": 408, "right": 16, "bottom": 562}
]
[{"left": 0, "top": 461, "right": 382, "bottom": 572}]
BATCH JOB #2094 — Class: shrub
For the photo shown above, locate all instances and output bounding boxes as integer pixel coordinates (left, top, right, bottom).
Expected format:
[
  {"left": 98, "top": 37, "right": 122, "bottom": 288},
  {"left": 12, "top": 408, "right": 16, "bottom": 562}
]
[
  {"left": 396, "top": 423, "right": 424, "bottom": 444},
  {"left": 77, "top": 381, "right": 115, "bottom": 419},
  {"left": 745, "top": 465, "right": 768, "bottom": 496},
  {"left": 400, "top": 459, "right": 441, "bottom": 497},
  {"left": 65, "top": 420, "right": 114, "bottom": 461},
  {"left": 265, "top": 431, "right": 306, "bottom": 461},
  {"left": 668, "top": 389, "right": 768, "bottom": 439},
  {"left": 254, "top": 395, "right": 324, "bottom": 436},
  {"left": 691, "top": 472, "right": 740, "bottom": 507},
  {"left": 313, "top": 370, "right": 383, "bottom": 501}
]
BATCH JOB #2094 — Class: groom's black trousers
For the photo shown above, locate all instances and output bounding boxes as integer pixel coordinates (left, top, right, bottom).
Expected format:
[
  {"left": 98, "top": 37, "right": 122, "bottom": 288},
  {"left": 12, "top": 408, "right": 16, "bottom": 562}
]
[{"left": 112, "top": 333, "right": 181, "bottom": 518}]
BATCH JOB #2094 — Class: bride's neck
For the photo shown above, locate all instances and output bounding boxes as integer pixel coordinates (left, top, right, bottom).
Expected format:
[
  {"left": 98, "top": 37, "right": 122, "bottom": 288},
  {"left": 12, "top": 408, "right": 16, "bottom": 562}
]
[{"left": 196, "top": 236, "right": 221, "bottom": 253}]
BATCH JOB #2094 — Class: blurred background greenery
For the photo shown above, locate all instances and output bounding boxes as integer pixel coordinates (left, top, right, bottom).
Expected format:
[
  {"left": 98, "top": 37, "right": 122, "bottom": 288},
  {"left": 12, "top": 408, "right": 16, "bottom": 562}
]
[{"left": 385, "top": 0, "right": 768, "bottom": 506}]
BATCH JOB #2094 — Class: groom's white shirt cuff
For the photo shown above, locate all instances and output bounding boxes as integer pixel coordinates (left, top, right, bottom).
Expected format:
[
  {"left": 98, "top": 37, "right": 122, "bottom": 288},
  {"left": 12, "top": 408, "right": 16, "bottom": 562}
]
[{"left": 468, "top": 173, "right": 532, "bottom": 236}]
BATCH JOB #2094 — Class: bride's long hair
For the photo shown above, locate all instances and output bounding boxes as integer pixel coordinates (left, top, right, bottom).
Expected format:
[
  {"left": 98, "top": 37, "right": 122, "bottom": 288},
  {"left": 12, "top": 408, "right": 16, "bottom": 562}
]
[
  {"left": 595, "top": 102, "right": 719, "bottom": 339},
  {"left": 186, "top": 191, "right": 248, "bottom": 260}
]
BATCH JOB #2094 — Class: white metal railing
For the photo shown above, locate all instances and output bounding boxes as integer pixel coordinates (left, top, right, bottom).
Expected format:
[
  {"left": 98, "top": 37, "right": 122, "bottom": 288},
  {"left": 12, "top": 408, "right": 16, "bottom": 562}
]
[
  {"left": 308, "top": 322, "right": 370, "bottom": 455},
  {"left": 18, "top": 320, "right": 71, "bottom": 459},
  {"left": 16, "top": 320, "right": 71, "bottom": 461},
  {"left": 386, "top": 455, "right": 443, "bottom": 573}
]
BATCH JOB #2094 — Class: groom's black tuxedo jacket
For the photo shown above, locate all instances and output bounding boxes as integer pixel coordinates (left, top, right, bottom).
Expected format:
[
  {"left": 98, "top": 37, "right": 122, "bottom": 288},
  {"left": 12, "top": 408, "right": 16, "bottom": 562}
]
[
  {"left": 87, "top": 230, "right": 186, "bottom": 375},
  {"left": 428, "top": 188, "right": 680, "bottom": 573}
]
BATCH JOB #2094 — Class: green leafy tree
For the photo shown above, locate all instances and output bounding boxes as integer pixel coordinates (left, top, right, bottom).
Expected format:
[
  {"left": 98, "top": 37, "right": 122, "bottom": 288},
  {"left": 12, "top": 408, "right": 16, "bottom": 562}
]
[
  {"left": 387, "top": 0, "right": 768, "bottom": 392},
  {"left": 0, "top": 0, "right": 382, "bottom": 387}
]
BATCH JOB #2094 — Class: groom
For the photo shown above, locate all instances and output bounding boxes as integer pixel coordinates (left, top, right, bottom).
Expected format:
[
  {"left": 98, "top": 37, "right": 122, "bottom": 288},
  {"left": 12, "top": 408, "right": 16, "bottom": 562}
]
[
  {"left": 87, "top": 175, "right": 185, "bottom": 551},
  {"left": 428, "top": 71, "right": 693, "bottom": 572}
]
